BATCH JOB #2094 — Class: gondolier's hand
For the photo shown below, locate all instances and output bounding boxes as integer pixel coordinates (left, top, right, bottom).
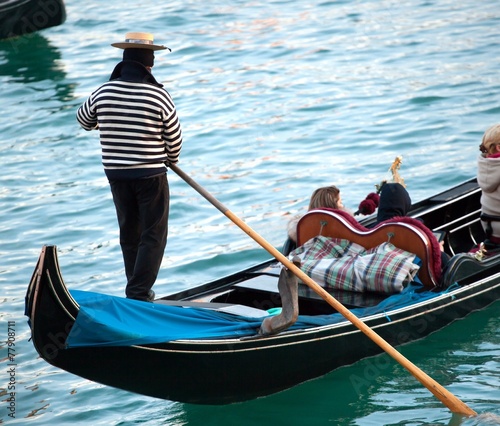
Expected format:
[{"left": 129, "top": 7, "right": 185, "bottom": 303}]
[
  {"left": 165, "top": 160, "right": 179, "bottom": 168},
  {"left": 165, "top": 160, "right": 179, "bottom": 169}
]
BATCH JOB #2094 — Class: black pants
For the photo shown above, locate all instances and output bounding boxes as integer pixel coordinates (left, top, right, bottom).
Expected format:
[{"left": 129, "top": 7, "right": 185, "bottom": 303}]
[{"left": 109, "top": 174, "right": 169, "bottom": 300}]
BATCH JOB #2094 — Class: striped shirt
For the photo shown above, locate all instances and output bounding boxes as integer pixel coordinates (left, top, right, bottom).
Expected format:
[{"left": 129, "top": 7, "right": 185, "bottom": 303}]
[{"left": 77, "top": 78, "right": 183, "bottom": 180}]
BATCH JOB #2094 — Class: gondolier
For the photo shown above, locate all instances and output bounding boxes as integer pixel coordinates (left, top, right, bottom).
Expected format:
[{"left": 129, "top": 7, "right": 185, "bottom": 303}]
[{"left": 76, "top": 32, "right": 183, "bottom": 302}]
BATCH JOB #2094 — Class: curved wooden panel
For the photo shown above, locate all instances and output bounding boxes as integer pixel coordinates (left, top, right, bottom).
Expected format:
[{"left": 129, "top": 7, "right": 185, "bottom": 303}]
[{"left": 296, "top": 210, "right": 437, "bottom": 288}]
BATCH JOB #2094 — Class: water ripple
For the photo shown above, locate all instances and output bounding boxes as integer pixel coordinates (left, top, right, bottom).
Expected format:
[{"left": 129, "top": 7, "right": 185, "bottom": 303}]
[{"left": 1, "top": 0, "right": 499, "bottom": 424}]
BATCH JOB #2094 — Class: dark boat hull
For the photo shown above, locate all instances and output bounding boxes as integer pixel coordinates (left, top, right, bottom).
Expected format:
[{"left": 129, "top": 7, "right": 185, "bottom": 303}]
[
  {"left": 25, "top": 178, "right": 500, "bottom": 404},
  {"left": 0, "top": 0, "right": 66, "bottom": 40}
]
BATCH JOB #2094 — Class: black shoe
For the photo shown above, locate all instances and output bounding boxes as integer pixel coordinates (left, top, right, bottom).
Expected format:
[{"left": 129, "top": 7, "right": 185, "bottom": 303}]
[{"left": 147, "top": 290, "right": 155, "bottom": 302}]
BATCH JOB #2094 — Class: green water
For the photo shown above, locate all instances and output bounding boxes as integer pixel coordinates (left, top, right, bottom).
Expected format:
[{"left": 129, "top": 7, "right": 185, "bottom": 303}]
[{"left": 1, "top": 0, "right": 499, "bottom": 424}]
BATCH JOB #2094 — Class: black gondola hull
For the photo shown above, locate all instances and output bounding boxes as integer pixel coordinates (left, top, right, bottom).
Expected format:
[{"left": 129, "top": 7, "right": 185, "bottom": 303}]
[
  {"left": 25, "top": 178, "right": 500, "bottom": 404},
  {"left": 26, "top": 254, "right": 500, "bottom": 404},
  {"left": 0, "top": 0, "right": 66, "bottom": 40}
]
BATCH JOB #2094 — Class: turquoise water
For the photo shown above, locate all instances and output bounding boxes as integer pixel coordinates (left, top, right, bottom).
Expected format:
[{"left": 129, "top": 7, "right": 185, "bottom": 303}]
[{"left": 1, "top": 0, "right": 499, "bottom": 424}]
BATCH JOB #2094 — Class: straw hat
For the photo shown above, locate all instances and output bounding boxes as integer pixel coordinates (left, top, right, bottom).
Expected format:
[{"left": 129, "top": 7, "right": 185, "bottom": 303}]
[{"left": 111, "top": 32, "right": 169, "bottom": 51}]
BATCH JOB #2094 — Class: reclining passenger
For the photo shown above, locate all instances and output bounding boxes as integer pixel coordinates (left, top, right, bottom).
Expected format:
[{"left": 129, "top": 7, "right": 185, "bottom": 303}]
[
  {"left": 375, "top": 182, "right": 411, "bottom": 224},
  {"left": 287, "top": 185, "right": 350, "bottom": 244},
  {"left": 286, "top": 182, "right": 449, "bottom": 269},
  {"left": 287, "top": 183, "right": 407, "bottom": 243}
]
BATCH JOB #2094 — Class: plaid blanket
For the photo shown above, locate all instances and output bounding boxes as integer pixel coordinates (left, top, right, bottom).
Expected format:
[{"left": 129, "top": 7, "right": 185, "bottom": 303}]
[{"left": 289, "top": 236, "right": 420, "bottom": 294}]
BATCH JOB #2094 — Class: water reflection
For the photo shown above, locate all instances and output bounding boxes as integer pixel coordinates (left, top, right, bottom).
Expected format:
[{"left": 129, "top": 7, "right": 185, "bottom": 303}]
[{"left": 0, "top": 32, "right": 74, "bottom": 101}]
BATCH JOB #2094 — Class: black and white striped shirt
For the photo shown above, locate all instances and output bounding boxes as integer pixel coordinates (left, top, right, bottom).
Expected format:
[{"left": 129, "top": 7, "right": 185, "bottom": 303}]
[{"left": 77, "top": 76, "right": 183, "bottom": 180}]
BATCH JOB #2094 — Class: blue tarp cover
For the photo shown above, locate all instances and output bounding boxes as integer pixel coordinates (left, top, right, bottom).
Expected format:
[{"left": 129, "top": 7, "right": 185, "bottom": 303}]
[{"left": 66, "top": 285, "right": 444, "bottom": 348}]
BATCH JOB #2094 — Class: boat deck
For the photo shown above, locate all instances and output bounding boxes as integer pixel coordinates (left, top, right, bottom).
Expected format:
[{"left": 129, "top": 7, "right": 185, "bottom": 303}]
[{"left": 196, "top": 271, "right": 387, "bottom": 315}]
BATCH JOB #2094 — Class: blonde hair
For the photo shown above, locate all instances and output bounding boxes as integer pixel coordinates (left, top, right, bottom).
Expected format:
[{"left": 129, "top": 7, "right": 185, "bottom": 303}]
[
  {"left": 308, "top": 185, "right": 341, "bottom": 210},
  {"left": 480, "top": 124, "right": 500, "bottom": 155}
]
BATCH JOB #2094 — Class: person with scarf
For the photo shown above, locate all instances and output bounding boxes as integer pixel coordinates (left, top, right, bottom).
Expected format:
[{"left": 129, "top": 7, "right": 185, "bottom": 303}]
[{"left": 77, "top": 32, "right": 183, "bottom": 302}]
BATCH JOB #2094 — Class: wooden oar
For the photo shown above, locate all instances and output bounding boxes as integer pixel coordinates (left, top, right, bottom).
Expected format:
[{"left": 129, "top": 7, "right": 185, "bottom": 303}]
[{"left": 169, "top": 163, "right": 477, "bottom": 417}]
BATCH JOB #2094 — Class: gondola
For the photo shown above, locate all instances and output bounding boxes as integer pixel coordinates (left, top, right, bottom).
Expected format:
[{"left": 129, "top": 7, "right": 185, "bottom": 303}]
[
  {"left": 0, "top": 0, "right": 66, "bottom": 40},
  {"left": 25, "top": 177, "right": 500, "bottom": 405}
]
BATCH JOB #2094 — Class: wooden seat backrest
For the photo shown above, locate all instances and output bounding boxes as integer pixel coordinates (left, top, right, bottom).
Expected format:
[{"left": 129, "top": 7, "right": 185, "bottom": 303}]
[{"left": 296, "top": 209, "right": 439, "bottom": 288}]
